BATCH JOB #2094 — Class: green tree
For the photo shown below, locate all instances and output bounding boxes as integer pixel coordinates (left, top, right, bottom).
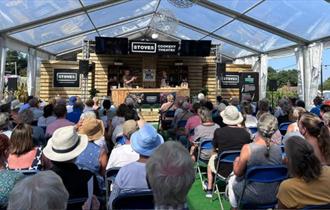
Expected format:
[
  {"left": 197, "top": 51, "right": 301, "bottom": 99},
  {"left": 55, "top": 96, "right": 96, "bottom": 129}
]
[
  {"left": 5, "top": 50, "right": 27, "bottom": 76},
  {"left": 267, "top": 67, "right": 298, "bottom": 88},
  {"left": 321, "top": 77, "right": 330, "bottom": 90}
]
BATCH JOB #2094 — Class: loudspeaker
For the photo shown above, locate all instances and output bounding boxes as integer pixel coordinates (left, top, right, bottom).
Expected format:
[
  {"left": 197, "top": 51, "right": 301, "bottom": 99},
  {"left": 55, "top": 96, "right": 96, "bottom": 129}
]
[
  {"left": 7, "top": 77, "right": 18, "bottom": 91},
  {"left": 216, "top": 63, "right": 226, "bottom": 78},
  {"left": 269, "top": 80, "right": 278, "bottom": 91},
  {"left": 79, "top": 60, "right": 89, "bottom": 76}
]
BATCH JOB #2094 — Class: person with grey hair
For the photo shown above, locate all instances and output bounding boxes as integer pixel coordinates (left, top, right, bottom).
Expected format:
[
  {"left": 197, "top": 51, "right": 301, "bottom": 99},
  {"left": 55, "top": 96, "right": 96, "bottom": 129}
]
[
  {"left": 277, "top": 136, "right": 330, "bottom": 209},
  {"left": 7, "top": 171, "right": 69, "bottom": 210},
  {"left": 0, "top": 112, "right": 11, "bottom": 138},
  {"left": 189, "top": 107, "right": 219, "bottom": 162},
  {"left": 18, "top": 109, "right": 45, "bottom": 146},
  {"left": 146, "top": 141, "right": 195, "bottom": 209},
  {"left": 227, "top": 113, "right": 282, "bottom": 209},
  {"left": 275, "top": 98, "right": 292, "bottom": 125},
  {"left": 28, "top": 97, "right": 43, "bottom": 122}
]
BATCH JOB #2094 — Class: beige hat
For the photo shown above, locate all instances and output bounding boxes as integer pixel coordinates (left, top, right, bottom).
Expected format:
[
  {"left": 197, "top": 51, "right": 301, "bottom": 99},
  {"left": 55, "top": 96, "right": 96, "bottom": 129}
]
[
  {"left": 78, "top": 118, "right": 104, "bottom": 141},
  {"left": 123, "top": 120, "right": 138, "bottom": 138},
  {"left": 220, "top": 105, "right": 243, "bottom": 126},
  {"left": 43, "top": 126, "right": 88, "bottom": 162}
]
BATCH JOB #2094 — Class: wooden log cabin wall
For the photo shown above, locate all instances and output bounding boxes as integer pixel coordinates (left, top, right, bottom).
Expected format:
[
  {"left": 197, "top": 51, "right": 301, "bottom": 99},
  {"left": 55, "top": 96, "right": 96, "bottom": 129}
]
[
  {"left": 39, "top": 54, "right": 253, "bottom": 105},
  {"left": 40, "top": 54, "right": 220, "bottom": 104}
]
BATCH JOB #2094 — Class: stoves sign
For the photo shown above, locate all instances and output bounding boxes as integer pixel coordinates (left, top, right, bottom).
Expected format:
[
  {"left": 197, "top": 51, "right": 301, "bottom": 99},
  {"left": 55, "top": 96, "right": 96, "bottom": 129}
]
[
  {"left": 53, "top": 69, "right": 80, "bottom": 87},
  {"left": 220, "top": 72, "right": 240, "bottom": 88},
  {"left": 130, "top": 41, "right": 178, "bottom": 54}
]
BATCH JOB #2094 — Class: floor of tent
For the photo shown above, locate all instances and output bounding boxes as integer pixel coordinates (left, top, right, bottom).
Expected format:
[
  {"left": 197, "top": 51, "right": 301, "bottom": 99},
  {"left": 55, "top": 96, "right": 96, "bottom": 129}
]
[
  {"left": 150, "top": 123, "right": 230, "bottom": 209},
  {"left": 187, "top": 176, "right": 230, "bottom": 210}
]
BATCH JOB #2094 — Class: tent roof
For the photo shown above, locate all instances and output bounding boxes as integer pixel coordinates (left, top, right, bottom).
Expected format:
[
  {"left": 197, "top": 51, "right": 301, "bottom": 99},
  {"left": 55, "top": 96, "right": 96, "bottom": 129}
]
[{"left": 1, "top": 0, "right": 330, "bottom": 59}]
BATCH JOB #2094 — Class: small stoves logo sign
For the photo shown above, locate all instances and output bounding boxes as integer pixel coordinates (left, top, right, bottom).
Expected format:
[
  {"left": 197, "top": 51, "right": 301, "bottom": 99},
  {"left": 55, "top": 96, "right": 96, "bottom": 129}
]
[
  {"left": 131, "top": 42, "right": 157, "bottom": 53},
  {"left": 53, "top": 69, "right": 80, "bottom": 87},
  {"left": 57, "top": 73, "right": 77, "bottom": 82}
]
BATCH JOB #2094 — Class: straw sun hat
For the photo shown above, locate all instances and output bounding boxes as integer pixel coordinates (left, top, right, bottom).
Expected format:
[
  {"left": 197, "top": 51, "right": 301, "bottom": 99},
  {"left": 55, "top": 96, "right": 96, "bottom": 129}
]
[
  {"left": 78, "top": 118, "right": 104, "bottom": 141},
  {"left": 43, "top": 126, "right": 88, "bottom": 162},
  {"left": 220, "top": 105, "right": 243, "bottom": 126}
]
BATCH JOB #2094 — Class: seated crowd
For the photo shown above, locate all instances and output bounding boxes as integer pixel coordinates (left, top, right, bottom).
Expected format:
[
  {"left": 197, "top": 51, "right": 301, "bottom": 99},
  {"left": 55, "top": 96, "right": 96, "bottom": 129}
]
[{"left": 0, "top": 93, "right": 329, "bottom": 210}]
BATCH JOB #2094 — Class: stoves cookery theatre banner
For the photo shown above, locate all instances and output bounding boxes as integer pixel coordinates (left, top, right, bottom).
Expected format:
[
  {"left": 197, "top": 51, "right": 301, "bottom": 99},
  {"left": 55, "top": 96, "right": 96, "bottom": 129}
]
[
  {"left": 130, "top": 41, "right": 178, "bottom": 54},
  {"left": 53, "top": 69, "right": 80, "bottom": 87}
]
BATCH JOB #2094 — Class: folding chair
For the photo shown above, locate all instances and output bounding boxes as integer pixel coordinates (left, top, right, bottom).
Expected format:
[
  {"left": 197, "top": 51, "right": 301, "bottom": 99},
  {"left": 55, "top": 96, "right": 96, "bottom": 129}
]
[
  {"left": 67, "top": 197, "right": 87, "bottom": 210},
  {"left": 279, "top": 122, "right": 291, "bottom": 135},
  {"left": 212, "top": 150, "right": 241, "bottom": 210},
  {"left": 238, "top": 165, "right": 288, "bottom": 209},
  {"left": 115, "top": 136, "right": 126, "bottom": 145},
  {"left": 160, "top": 110, "right": 175, "bottom": 130},
  {"left": 196, "top": 139, "right": 213, "bottom": 188},
  {"left": 105, "top": 167, "right": 121, "bottom": 205},
  {"left": 301, "top": 204, "right": 330, "bottom": 209},
  {"left": 177, "top": 119, "right": 187, "bottom": 128},
  {"left": 248, "top": 127, "right": 258, "bottom": 134},
  {"left": 112, "top": 190, "right": 154, "bottom": 210}
]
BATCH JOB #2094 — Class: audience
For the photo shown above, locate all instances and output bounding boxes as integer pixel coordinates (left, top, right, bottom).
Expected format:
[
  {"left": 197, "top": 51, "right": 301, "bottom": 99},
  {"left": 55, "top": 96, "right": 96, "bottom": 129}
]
[
  {"left": 146, "top": 141, "right": 195, "bottom": 209},
  {"left": 106, "top": 120, "right": 139, "bottom": 169},
  {"left": 0, "top": 113, "right": 11, "bottom": 138},
  {"left": 0, "top": 134, "right": 23, "bottom": 208},
  {"left": 227, "top": 113, "right": 282, "bottom": 209},
  {"left": 76, "top": 118, "right": 108, "bottom": 176},
  {"left": 18, "top": 109, "right": 45, "bottom": 146},
  {"left": 46, "top": 104, "right": 74, "bottom": 137},
  {"left": 241, "top": 101, "right": 257, "bottom": 128},
  {"left": 298, "top": 113, "right": 330, "bottom": 165},
  {"left": 6, "top": 123, "right": 49, "bottom": 171},
  {"left": 83, "top": 99, "right": 94, "bottom": 113},
  {"left": 310, "top": 96, "right": 323, "bottom": 116},
  {"left": 160, "top": 94, "right": 175, "bottom": 112},
  {"left": 66, "top": 101, "right": 84, "bottom": 124},
  {"left": 28, "top": 97, "right": 43, "bottom": 122},
  {"left": 277, "top": 136, "right": 330, "bottom": 208},
  {"left": 205, "top": 105, "right": 251, "bottom": 197},
  {"left": 37, "top": 104, "right": 56, "bottom": 128},
  {"left": 256, "top": 98, "right": 270, "bottom": 119},
  {"left": 184, "top": 102, "right": 202, "bottom": 142},
  {"left": 7, "top": 171, "right": 69, "bottom": 210},
  {"left": 43, "top": 126, "right": 100, "bottom": 204},
  {"left": 108, "top": 123, "right": 164, "bottom": 209},
  {"left": 0, "top": 93, "right": 327, "bottom": 210},
  {"left": 66, "top": 96, "right": 77, "bottom": 113},
  {"left": 190, "top": 107, "right": 219, "bottom": 162}
]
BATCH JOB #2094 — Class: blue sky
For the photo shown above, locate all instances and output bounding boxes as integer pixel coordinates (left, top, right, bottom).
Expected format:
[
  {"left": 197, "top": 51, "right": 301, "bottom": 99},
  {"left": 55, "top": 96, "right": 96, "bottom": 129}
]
[{"left": 268, "top": 48, "right": 330, "bottom": 83}]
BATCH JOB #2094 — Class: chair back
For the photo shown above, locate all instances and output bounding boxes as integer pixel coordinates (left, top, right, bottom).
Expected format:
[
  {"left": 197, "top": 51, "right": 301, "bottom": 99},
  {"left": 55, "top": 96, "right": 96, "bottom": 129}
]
[
  {"left": 218, "top": 150, "right": 241, "bottom": 164},
  {"left": 67, "top": 197, "right": 87, "bottom": 210},
  {"left": 245, "top": 165, "right": 288, "bottom": 183},
  {"left": 200, "top": 139, "right": 213, "bottom": 150},
  {"left": 248, "top": 127, "right": 258, "bottom": 134},
  {"left": 105, "top": 167, "right": 121, "bottom": 205},
  {"left": 279, "top": 122, "right": 291, "bottom": 135},
  {"left": 19, "top": 169, "right": 39, "bottom": 176},
  {"left": 177, "top": 120, "right": 187, "bottom": 128},
  {"left": 116, "top": 136, "right": 126, "bottom": 145},
  {"left": 164, "top": 110, "right": 175, "bottom": 118},
  {"left": 106, "top": 167, "right": 121, "bottom": 180},
  {"left": 112, "top": 190, "right": 154, "bottom": 210},
  {"left": 302, "top": 204, "right": 330, "bottom": 209}
]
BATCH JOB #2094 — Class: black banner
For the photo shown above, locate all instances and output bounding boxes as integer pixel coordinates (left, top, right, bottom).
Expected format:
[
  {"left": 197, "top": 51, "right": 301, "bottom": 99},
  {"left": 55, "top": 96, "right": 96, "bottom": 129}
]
[
  {"left": 240, "top": 72, "right": 259, "bottom": 102},
  {"left": 130, "top": 41, "right": 178, "bottom": 54},
  {"left": 53, "top": 69, "right": 80, "bottom": 87},
  {"left": 220, "top": 72, "right": 240, "bottom": 88}
]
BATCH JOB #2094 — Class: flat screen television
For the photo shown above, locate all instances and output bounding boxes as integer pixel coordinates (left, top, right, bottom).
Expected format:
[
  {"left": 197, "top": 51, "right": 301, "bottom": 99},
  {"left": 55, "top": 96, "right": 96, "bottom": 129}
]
[
  {"left": 95, "top": 37, "right": 128, "bottom": 55},
  {"left": 180, "top": 40, "right": 211, "bottom": 56}
]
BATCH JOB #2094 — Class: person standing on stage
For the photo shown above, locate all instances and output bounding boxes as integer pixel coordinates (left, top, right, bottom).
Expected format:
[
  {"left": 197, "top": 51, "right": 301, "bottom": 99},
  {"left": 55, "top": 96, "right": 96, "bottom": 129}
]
[
  {"left": 122, "top": 69, "right": 137, "bottom": 88},
  {"left": 160, "top": 71, "right": 169, "bottom": 88}
]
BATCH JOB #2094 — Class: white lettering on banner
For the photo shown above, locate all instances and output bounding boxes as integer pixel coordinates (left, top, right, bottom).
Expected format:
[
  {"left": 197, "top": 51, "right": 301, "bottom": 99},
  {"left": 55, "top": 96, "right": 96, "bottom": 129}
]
[
  {"left": 57, "top": 73, "right": 77, "bottom": 82},
  {"left": 131, "top": 42, "right": 157, "bottom": 53}
]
